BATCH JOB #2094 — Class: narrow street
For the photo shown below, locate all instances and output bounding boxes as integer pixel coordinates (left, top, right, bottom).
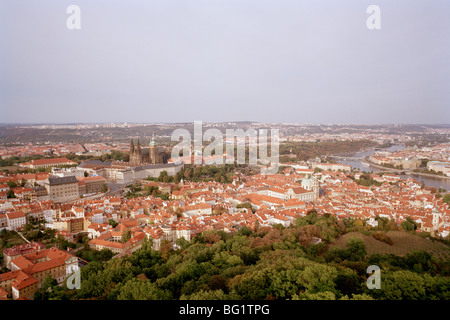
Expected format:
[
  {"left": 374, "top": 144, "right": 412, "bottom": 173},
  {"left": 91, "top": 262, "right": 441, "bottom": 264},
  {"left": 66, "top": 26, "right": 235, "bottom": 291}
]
[{"left": 105, "top": 182, "right": 125, "bottom": 196}]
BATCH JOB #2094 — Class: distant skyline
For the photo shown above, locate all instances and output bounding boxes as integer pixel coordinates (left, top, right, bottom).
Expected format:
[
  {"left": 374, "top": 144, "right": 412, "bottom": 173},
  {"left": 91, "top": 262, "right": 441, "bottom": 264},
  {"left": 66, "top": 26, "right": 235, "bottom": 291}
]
[{"left": 1, "top": 0, "right": 449, "bottom": 125}]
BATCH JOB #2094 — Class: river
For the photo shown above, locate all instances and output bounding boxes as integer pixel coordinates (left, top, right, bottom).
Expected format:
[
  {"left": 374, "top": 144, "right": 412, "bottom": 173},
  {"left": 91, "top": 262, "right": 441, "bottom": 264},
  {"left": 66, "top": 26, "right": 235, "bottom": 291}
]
[{"left": 336, "top": 145, "right": 450, "bottom": 191}]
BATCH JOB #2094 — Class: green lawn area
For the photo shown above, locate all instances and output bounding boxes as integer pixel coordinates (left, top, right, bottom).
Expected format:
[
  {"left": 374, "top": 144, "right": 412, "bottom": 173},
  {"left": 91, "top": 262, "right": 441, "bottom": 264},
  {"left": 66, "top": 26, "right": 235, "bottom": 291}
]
[
  {"left": 0, "top": 230, "right": 28, "bottom": 252},
  {"left": 331, "top": 231, "right": 450, "bottom": 260}
]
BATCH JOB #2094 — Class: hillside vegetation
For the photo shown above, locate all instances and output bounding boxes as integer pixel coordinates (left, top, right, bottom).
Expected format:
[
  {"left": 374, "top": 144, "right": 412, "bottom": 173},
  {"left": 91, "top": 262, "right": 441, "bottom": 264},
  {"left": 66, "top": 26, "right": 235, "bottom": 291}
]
[
  {"left": 33, "top": 211, "right": 450, "bottom": 301},
  {"left": 332, "top": 231, "right": 450, "bottom": 260}
]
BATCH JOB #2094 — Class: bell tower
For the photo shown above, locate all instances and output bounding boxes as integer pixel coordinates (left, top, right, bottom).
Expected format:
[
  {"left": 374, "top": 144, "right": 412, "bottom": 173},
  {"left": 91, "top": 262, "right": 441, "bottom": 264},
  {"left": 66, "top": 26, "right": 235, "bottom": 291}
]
[
  {"left": 149, "top": 133, "right": 157, "bottom": 164},
  {"left": 432, "top": 207, "right": 442, "bottom": 233},
  {"left": 312, "top": 175, "right": 320, "bottom": 199}
]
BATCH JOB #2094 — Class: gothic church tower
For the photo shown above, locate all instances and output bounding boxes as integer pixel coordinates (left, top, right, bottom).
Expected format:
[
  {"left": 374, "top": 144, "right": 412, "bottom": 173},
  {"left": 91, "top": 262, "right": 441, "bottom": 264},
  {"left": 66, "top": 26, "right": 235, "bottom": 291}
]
[{"left": 129, "top": 138, "right": 142, "bottom": 166}]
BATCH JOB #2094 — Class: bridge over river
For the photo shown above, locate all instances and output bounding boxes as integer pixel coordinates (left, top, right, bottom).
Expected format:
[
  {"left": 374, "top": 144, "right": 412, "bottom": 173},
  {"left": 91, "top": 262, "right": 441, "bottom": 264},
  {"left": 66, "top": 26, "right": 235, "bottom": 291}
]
[
  {"left": 328, "top": 145, "right": 450, "bottom": 189},
  {"left": 329, "top": 155, "right": 365, "bottom": 161}
]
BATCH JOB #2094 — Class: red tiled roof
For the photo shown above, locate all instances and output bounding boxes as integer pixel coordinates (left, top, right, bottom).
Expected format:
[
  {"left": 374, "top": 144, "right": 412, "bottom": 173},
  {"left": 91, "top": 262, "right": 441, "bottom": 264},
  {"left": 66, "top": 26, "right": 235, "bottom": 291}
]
[
  {"left": 10, "top": 256, "right": 33, "bottom": 270},
  {"left": 27, "top": 158, "right": 76, "bottom": 166},
  {"left": 12, "top": 271, "right": 37, "bottom": 291},
  {"left": 6, "top": 210, "right": 26, "bottom": 220}
]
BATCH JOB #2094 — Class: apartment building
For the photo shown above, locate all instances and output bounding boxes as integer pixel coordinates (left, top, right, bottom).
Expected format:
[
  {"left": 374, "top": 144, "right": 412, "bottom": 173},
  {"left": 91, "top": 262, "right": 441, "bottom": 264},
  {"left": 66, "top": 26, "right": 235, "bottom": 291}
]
[
  {"left": 5, "top": 211, "right": 27, "bottom": 231},
  {"left": 44, "top": 176, "right": 79, "bottom": 202}
]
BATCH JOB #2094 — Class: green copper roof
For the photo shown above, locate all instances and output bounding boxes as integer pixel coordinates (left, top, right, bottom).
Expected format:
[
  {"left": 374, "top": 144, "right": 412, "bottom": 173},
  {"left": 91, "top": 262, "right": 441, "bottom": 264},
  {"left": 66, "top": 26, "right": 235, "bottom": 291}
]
[{"left": 150, "top": 133, "right": 156, "bottom": 146}]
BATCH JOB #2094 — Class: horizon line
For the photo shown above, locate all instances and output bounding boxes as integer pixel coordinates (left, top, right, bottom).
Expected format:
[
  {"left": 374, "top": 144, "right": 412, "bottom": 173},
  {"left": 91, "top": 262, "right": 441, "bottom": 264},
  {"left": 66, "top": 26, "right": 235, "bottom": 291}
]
[{"left": 1, "top": 122, "right": 450, "bottom": 127}]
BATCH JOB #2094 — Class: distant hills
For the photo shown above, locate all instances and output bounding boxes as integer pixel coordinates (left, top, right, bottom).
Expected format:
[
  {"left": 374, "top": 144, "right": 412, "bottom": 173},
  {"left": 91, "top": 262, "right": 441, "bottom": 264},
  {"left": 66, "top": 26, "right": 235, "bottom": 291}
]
[{"left": 0, "top": 123, "right": 448, "bottom": 144}]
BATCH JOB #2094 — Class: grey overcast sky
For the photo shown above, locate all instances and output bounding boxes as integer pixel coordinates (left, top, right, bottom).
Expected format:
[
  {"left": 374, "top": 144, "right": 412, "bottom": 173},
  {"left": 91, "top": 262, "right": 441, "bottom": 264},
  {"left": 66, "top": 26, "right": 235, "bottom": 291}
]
[{"left": 0, "top": 0, "right": 449, "bottom": 124}]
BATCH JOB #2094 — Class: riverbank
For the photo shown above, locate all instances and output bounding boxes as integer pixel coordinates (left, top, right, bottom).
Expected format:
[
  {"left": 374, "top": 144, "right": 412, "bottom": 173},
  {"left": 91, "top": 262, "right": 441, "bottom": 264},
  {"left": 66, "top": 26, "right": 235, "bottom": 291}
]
[
  {"left": 362, "top": 159, "right": 450, "bottom": 181},
  {"left": 336, "top": 145, "right": 450, "bottom": 189},
  {"left": 329, "top": 144, "right": 406, "bottom": 158},
  {"left": 409, "top": 171, "right": 450, "bottom": 181}
]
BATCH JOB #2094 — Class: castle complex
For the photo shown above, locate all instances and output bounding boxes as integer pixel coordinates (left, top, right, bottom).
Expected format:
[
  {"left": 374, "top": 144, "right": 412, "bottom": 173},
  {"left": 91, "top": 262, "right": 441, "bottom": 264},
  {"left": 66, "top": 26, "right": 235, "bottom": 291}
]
[
  {"left": 77, "top": 135, "right": 183, "bottom": 185},
  {"left": 129, "top": 134, "right": 166, "bottom": 166}
]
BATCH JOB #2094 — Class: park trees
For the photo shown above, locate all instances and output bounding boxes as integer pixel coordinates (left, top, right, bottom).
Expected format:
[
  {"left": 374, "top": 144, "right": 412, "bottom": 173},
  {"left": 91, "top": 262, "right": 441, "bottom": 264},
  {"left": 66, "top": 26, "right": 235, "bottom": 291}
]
[
  {"left": 46, "top": 212, "right": 450, "bottom": 301},
  {"left": 114, "top": 278, "right": 171, "bottom": 300}
]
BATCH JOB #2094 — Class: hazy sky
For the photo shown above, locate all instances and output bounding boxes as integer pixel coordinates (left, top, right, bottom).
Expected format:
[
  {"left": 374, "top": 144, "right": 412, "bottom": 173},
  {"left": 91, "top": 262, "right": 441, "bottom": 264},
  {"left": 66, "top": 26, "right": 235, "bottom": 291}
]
[{"left": 0, "top": 0, "right": 449, "bottom": 124}]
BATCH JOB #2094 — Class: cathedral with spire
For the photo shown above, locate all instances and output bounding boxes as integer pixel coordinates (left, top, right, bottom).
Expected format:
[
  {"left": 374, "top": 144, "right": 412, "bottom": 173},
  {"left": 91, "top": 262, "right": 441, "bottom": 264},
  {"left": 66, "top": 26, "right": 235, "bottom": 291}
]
[{"left": 129, "top": 134, "right": 166, "bottom": 166}]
